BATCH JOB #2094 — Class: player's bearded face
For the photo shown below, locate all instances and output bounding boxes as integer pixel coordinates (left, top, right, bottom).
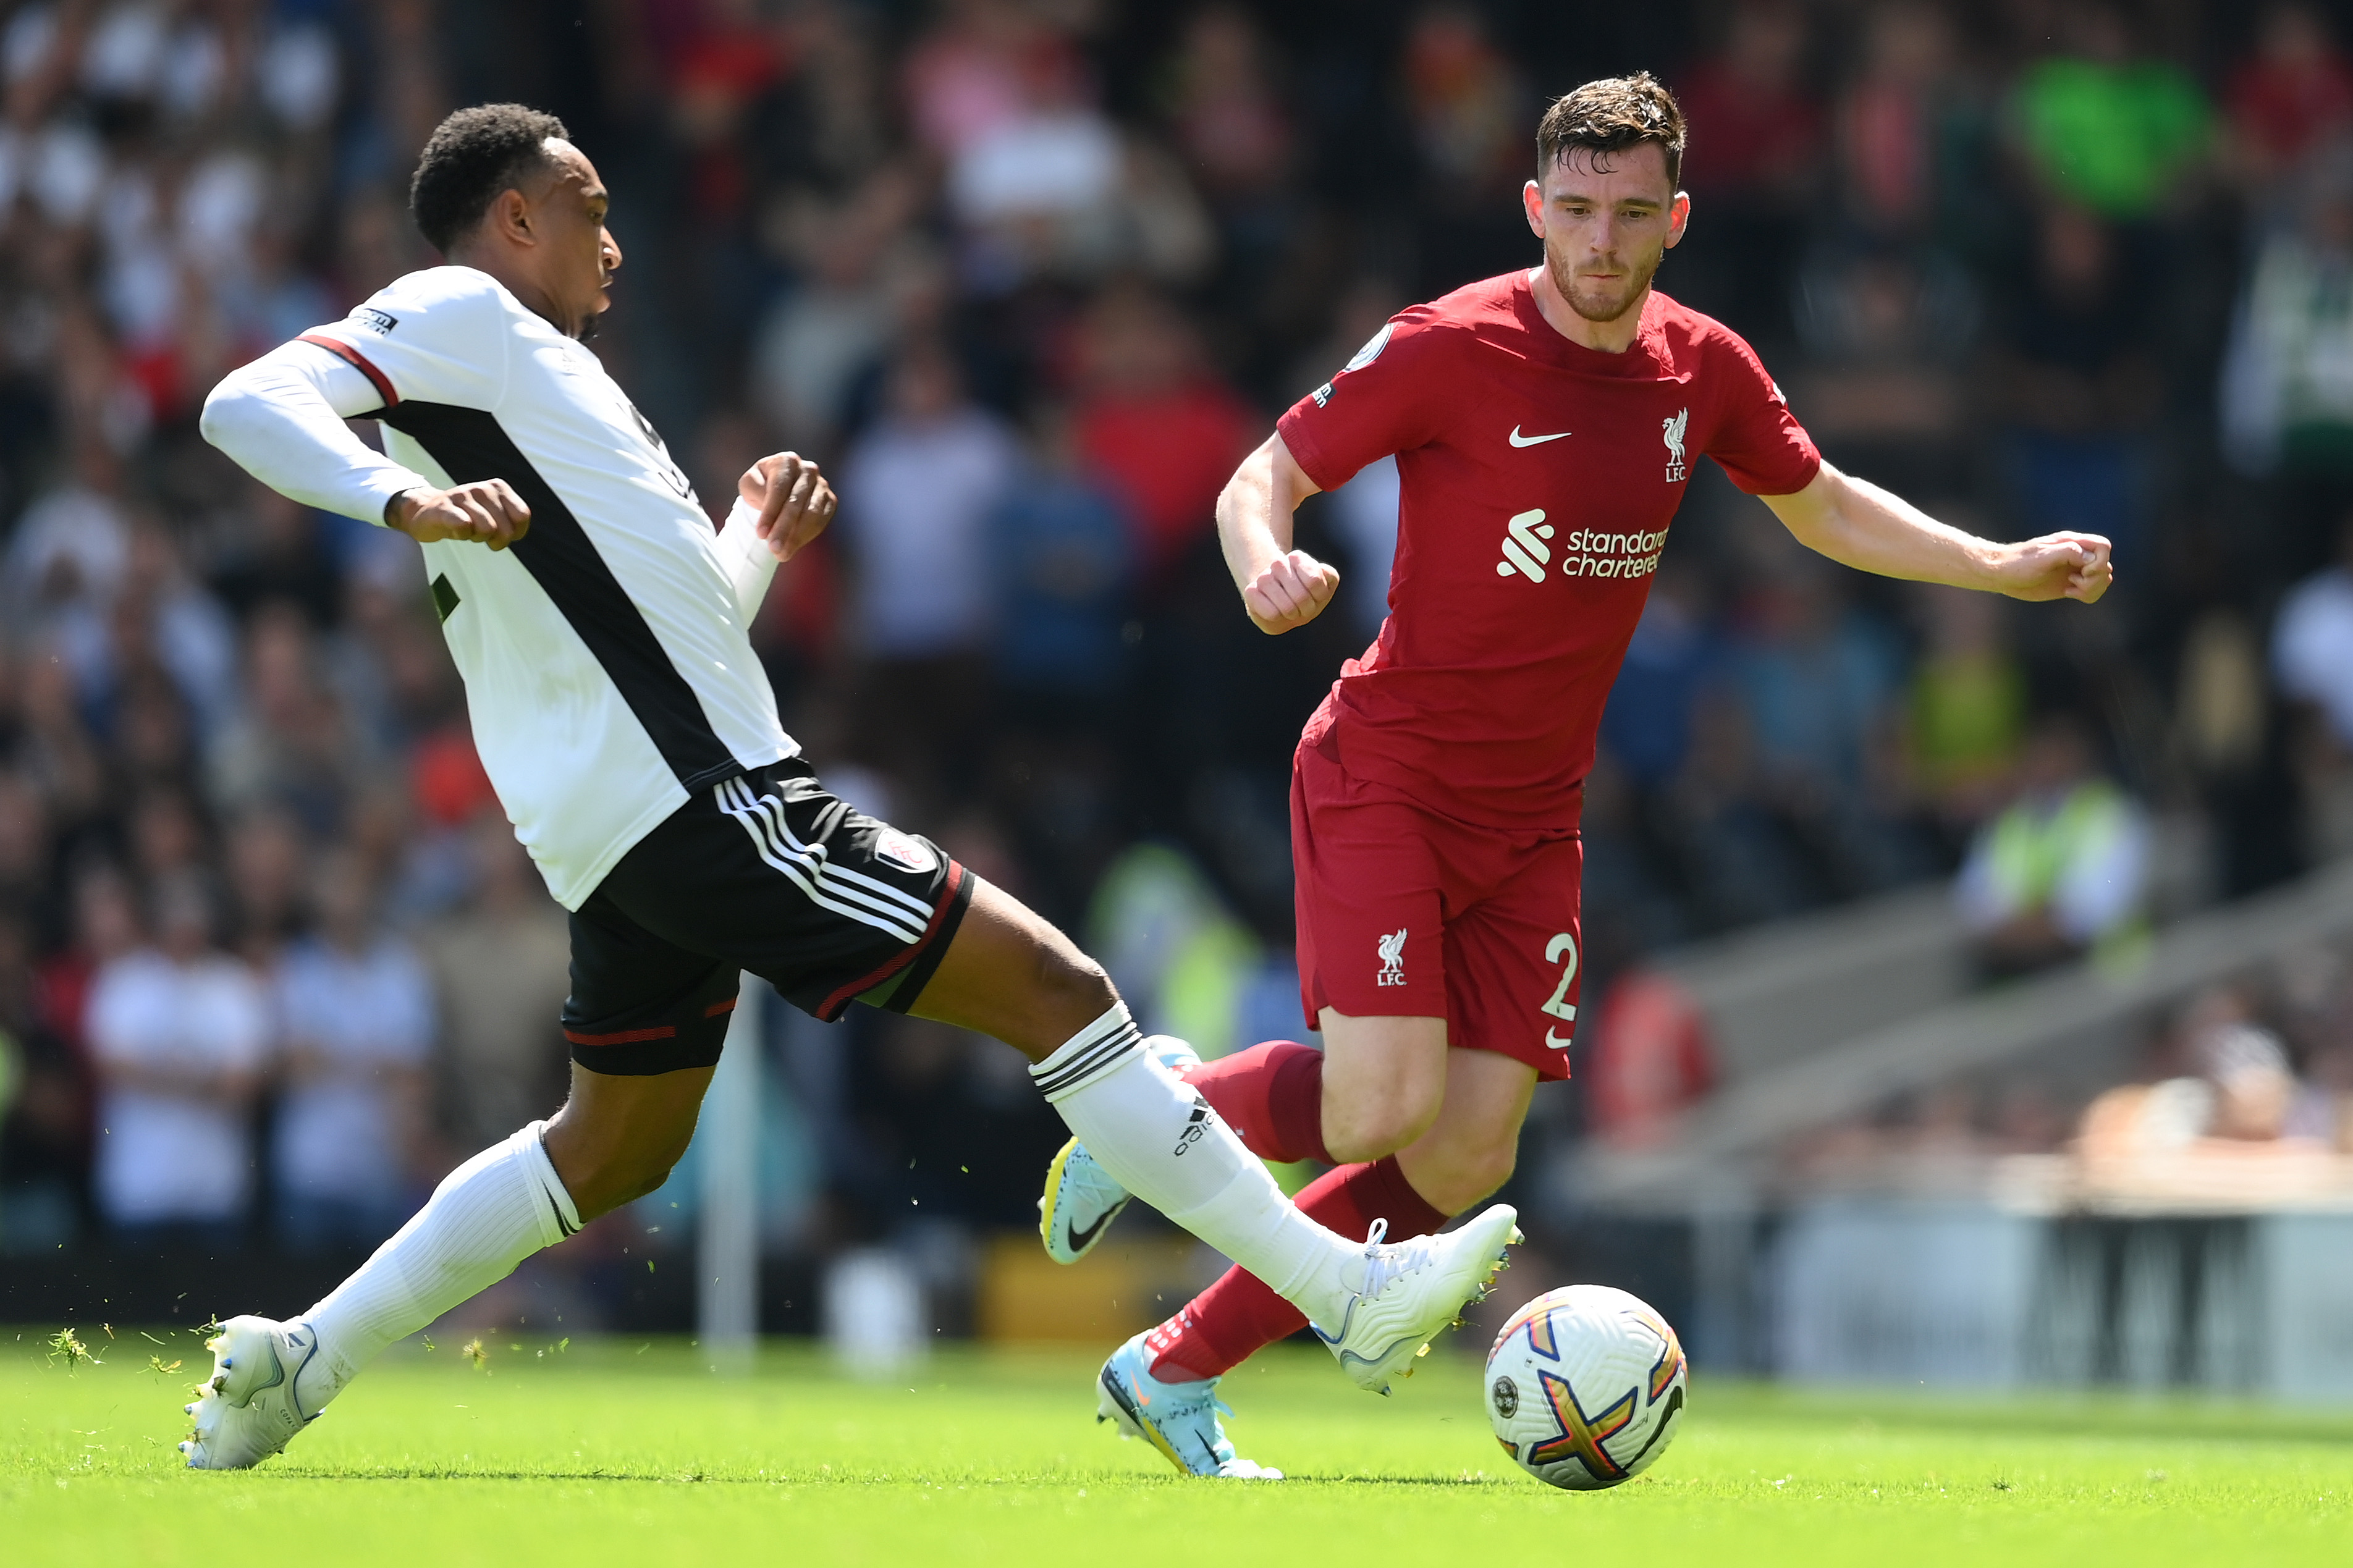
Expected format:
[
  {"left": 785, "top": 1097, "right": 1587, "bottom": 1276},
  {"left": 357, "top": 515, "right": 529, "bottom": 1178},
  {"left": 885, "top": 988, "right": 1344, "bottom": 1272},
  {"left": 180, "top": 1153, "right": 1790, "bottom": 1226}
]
[
  {"left": 1530, "top": 146, "right": 1682, "bottom": 325},
  {"left": 1547, "top": 233, "right": 1663, "bottom": 324}
]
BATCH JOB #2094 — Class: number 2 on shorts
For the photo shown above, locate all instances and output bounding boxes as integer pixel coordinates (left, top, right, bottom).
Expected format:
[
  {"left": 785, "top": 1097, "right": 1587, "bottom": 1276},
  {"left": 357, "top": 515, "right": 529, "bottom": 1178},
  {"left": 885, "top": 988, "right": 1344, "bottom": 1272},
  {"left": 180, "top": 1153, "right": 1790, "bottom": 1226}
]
[{"left": 1540, "top": 932, "right": 1579, "bottom": 1030}]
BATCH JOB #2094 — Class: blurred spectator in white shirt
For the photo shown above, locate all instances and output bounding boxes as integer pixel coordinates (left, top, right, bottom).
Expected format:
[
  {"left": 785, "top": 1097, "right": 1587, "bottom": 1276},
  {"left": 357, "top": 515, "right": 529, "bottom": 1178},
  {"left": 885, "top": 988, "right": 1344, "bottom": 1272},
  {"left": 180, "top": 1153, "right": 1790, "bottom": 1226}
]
[
  {"left": 271, "top": 849, "right": 433, "bottom": 1250},
  {"left": 2273, "top": 516, "right": 2353, "bottom": 861},
  {"left": 87, "top": 874, "right": 268, "bottom": 1246},
  {"left": 418, "top": 816, "right": 572, "bottom": 1157},
  {"left": 2273, "top": 518, "right": 2353, "bottom": 743},
  {"left": 837, "top": 340, "right": 1018, "bottom": 788},
  {"left": 840, "top": 342, "right": 1019, "bottom": 660},
  {"left": 1956, "top": 712, "right": 2150, "bottom": 977}
]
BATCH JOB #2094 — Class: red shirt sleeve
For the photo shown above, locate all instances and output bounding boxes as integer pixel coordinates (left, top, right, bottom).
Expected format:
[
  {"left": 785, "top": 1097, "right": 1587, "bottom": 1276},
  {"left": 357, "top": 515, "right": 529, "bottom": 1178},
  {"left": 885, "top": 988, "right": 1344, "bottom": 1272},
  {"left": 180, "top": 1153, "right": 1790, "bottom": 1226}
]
[
  {"left": 1275, "top": 307, "right": 1456, "bottom": 492},
  {"left": 1701, "top": 329, "right": 1821, "bottom": 497}
]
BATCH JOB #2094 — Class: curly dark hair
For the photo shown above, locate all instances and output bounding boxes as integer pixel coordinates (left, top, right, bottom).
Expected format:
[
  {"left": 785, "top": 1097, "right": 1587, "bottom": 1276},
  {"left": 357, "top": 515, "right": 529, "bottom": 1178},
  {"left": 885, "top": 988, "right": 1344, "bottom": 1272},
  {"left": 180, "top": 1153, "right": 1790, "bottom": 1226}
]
[
  {"left": 410, "top": 103, "right": 572, "bottom": 253},
  {"left": 1536, "top": 73, "right": 1686, "bottom": 189}
]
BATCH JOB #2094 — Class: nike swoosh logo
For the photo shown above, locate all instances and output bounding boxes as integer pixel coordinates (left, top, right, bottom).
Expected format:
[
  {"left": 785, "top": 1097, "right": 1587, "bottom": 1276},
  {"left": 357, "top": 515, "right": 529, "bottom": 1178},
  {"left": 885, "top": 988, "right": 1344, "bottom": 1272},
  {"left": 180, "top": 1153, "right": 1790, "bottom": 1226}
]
[
  {"left": 1067, "top": 1207, "right": 1115, "bottom": 1254},
  {"left": 1509, "top": 426, "right": 1571, "bottom": 447},
  {"left": 1545, "top": 1029, "right": 1574, "bottom": 1049}
]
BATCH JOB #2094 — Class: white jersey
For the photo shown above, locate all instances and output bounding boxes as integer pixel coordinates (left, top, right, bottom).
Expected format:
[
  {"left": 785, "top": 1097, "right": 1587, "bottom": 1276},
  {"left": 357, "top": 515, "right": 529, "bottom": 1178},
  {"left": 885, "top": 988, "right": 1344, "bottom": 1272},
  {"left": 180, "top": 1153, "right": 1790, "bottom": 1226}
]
[{"left": 201, "top": 266, "right": 793, "bottom": 908}]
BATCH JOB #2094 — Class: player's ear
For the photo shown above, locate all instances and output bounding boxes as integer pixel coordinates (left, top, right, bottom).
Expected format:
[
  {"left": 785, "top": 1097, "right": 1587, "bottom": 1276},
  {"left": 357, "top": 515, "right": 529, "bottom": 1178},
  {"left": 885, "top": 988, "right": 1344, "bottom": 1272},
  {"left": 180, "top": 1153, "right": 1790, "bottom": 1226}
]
[
  {"left": 1522, "top": 179, "right": 1546, "bottom": 240},
  {"left": 489, "top": 186, "right": 533, "bottom": 245},
  {"left": 1664, "top": 192, "right": 1690, "bottom": 250}
]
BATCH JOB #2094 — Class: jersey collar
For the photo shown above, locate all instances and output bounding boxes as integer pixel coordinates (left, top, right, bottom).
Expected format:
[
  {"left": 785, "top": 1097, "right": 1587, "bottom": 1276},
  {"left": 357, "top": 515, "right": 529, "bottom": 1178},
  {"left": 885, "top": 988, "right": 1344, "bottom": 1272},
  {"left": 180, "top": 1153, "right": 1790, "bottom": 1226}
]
[{"left": 1511, "top": 271, "right": 1671, "bottom": 378}]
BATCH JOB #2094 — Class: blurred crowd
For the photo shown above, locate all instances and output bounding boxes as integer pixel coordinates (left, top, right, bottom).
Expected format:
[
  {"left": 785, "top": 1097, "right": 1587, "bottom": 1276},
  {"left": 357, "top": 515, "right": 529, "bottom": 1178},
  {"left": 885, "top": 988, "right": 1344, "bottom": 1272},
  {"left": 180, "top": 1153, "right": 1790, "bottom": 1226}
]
[
  {"left": 1780, "top": 931, "right": 2353, "bottom": 1192},
  {"left": 8, "top": 0, "right": 2353, "bottom": 1264}
]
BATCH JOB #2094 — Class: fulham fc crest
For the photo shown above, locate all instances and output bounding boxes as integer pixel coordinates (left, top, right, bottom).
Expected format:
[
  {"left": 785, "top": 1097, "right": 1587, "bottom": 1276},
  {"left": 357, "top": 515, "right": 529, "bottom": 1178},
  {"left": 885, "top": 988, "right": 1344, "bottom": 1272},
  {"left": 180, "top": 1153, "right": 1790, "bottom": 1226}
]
[{"left": 874, "top": 828, "right": 937, "bottom": 875}]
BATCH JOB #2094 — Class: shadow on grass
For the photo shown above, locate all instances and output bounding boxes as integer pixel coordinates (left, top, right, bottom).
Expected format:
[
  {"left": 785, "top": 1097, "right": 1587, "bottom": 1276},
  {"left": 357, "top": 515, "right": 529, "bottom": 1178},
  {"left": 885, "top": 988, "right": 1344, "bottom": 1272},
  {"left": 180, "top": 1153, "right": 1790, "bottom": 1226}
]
[
  {"left": 267, "top": 1467, "right": 1518, "bottom": 1488},
  {"left": 273, "top": 1469, "right": 1161, "bottom": 1486},
  {"left": 1273, "top": 1473, "right": 1516, "bottom": 1487}
]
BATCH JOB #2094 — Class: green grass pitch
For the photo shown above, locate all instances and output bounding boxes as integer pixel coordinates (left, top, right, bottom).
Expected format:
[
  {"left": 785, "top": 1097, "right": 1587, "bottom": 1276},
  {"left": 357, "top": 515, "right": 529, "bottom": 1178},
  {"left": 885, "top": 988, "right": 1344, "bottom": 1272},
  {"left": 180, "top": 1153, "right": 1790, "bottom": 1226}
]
[{"left": 5, "top": 1330, "right": 2352, "bottom": 1566}]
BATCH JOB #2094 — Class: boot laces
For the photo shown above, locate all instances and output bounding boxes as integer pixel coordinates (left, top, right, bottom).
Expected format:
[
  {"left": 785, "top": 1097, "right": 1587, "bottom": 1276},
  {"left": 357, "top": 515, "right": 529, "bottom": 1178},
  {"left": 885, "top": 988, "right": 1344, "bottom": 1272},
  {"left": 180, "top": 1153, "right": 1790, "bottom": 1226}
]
[
  {"left": 1354, "top": 1217, "right": 1438, "bottom": 1300},
  {"left": 1148, "top": 1372, "right": 1236, "bottom": 1462}
]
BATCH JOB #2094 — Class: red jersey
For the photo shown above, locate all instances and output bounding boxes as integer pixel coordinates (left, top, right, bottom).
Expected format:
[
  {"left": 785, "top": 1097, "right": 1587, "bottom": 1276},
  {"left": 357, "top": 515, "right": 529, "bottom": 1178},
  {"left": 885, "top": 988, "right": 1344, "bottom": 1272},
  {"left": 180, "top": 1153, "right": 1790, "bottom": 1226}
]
[{"left": 1275, "top": 271, "right": 1820, "bottom": 830}]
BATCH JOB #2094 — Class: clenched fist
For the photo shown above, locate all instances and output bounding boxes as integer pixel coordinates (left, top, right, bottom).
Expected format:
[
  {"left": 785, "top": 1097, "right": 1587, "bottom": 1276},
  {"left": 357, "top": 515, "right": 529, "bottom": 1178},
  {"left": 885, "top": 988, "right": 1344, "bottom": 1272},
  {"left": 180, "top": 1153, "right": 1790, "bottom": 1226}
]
[
  {"left": 1992, "top": 532, "right": 2113, "bottom": 605},
  {"left": 739, "top": 452, "right": 838, "bottom": 563},
  {"left": 1242, "top": 549, "right": 1341, "bottom": 634},
  {"left": 386, "top": 479, "right": 532, "bottom": 550}
]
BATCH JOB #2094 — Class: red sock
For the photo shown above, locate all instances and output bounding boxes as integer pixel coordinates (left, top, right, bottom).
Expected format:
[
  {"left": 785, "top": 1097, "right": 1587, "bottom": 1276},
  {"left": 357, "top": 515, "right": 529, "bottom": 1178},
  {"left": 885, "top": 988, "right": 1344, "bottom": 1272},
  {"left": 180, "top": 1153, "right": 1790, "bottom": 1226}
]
[
  {"left": 1178, "top": 1040, "right": 1330, "bottom": 1165},
  {"left": 1144, "top": 1155, "right": 1451, "bottom": 1383}
]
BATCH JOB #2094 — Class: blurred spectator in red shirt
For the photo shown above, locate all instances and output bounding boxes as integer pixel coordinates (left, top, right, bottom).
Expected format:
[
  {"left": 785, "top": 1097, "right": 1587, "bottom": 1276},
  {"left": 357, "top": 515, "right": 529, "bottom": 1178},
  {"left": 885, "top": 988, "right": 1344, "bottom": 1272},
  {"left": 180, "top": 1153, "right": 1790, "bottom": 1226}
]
[
  {"left": 1162, "top": 6, "right": 1295, "bottom": 206},
  {"left": 1679, "top": 1, "right": 1824, "bottom": 208},
  {"left": 2228, "top": 2, "right": 2353, "bottom": 188},
  {"left": 1586, "top": 972, "right": 1717, "bottom": 1148},
  {"left": 661, "top": 0, "right": 792, "bottom": 221},
  {"left": 1402, "top": 4, "right": 1530, "bottom": 292},
  {"left": 1403, "top": 4, "right": 1524, "bottom": 196},
  {"left": 1833, "top": 1, "right": 1972, "bottom": 238},
  {"left": 1071, "top": 284, "right": 1251, "bottom": 586},
  {"left": 1674, "top": 0, "right": 1825, "bottom": 346},
  {"left": 904, "top": 0, "right": 1089, "bottom": 159}
]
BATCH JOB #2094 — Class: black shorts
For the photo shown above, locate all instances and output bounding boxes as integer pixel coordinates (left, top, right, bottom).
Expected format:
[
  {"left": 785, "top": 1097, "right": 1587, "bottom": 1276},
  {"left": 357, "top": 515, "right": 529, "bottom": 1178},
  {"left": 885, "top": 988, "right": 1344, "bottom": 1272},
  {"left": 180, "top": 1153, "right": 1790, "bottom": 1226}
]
[{"left": 562, "top": 758, "right": 973, "bottom": 1075}]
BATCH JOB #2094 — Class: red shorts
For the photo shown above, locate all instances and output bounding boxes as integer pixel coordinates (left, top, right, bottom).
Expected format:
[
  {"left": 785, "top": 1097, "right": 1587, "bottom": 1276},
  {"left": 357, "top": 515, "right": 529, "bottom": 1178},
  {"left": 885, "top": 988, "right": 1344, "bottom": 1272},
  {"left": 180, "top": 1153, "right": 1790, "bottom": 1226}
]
[{"left": 1291, "top": 740, "right": 1583, "bottom": 1082}]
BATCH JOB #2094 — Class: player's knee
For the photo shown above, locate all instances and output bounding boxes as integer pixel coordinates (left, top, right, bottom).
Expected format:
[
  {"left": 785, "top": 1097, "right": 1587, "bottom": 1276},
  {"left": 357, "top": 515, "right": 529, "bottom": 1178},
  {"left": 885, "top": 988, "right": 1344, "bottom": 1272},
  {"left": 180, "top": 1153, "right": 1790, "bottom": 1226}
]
[
  {"left": 561, "top": 1126, "right": 696, "bottom": 1219},
  {"left": 611, "top": 1144, "right": 689, "bottom": 1207},
  {"left": 1028, "top": 935, "right": 1115, "bottom": 1020},
  {"left": 1427, "top": 1140, "right": 1518, "bottom": 1213},
  {"left": 1325, "top": 1090, "right": 1442, "bottom": 1165}
]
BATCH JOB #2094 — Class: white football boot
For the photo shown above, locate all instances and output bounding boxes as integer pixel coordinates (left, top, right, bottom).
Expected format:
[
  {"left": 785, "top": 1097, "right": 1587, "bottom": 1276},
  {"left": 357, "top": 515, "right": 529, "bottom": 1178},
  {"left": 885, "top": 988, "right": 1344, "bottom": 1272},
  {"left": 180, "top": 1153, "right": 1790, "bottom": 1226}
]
[
  {"left": 180, "top": 1315, "right": 336, "bottom": 1469},
  {"left": 1095, "top": 1331, "right": 1282, "bottom": 1479},
  {"left": 1039, "top": 1036, "right": 1201, "bottom": 1264},
  {"left": 1312, "top": 1205, "right": 1521, "bottom": 1395}
]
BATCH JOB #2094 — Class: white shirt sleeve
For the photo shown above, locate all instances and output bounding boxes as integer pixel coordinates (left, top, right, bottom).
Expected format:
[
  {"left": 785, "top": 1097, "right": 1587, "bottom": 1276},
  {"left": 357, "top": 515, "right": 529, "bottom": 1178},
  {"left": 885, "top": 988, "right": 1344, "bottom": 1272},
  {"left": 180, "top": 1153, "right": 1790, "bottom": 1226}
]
[
  {"left": 200, "top": 266, "right": 516, "bottom": 526},
  {"left": 715, "top": 495, "right": 783, "bottom": 625},
  {"left": 200, "top": 340, "right": 433, "bottom": 525}
]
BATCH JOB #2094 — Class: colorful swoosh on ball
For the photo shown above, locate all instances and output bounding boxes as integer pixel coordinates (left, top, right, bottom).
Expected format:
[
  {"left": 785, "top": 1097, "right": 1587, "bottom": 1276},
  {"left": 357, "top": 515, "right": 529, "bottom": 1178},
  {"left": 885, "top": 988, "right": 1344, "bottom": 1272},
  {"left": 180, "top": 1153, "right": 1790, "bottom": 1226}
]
[
  {"left": 1497, "top": 1297, "right": 1561, "bottom": 1361},
  {"left": 1633, "top": 1305, "right": 1686, "bottom": 1401},
  {"left": 1527, "top": 1369, "right": 1636, "bottom": 1482}
]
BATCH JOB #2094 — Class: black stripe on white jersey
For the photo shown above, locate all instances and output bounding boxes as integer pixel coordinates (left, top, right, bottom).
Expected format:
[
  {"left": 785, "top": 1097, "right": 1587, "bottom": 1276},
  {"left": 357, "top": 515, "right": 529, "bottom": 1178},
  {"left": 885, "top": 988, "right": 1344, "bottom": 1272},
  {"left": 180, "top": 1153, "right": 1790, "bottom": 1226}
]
[{"left": 376, "top": 401, "right": 741, "bottom": 791}]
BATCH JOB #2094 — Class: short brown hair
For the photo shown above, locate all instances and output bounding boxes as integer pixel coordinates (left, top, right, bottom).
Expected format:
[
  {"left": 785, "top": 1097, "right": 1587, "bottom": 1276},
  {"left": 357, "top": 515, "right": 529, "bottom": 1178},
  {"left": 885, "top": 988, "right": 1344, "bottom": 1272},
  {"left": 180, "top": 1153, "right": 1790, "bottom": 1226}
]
[{"left": 1536, "top": 73, "right": 1686, "bottom": 189}]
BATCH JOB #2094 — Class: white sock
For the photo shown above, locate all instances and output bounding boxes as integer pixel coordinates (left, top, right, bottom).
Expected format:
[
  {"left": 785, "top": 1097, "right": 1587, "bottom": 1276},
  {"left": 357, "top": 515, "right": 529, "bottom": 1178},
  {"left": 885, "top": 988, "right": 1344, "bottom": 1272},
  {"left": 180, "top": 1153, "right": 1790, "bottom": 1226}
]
[
  {"left": 301, "top": 1121, "right": 578, "bottom": 1401},
  {"left": 1032, "top": 1004, "right": 1366, "bottom": 1325}
]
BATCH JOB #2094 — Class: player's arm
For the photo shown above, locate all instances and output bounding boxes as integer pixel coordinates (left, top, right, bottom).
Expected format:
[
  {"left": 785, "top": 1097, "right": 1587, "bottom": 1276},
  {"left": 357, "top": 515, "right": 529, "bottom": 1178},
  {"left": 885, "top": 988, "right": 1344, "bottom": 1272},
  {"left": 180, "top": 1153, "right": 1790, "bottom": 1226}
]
[
  {"left": 1759, "top": 460, "right": 2113, "bottom": 604},
  {"left": 1217, "top": 432, "right": 1338, "bottom": 634},
  {"left": 714, "top": 451, "right": 837, "bottom": 622},
  {"left": 200, "top": 342, "right": 530, "bottom": 550}
]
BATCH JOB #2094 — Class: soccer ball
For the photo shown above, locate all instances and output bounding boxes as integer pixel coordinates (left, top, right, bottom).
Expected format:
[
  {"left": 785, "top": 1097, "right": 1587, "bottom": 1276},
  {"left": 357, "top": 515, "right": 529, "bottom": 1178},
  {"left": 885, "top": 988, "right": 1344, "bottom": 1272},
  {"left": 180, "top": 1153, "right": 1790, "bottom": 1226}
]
[{"left": 1485, "top": 1284, "right": 1688, "bottom": 1490}]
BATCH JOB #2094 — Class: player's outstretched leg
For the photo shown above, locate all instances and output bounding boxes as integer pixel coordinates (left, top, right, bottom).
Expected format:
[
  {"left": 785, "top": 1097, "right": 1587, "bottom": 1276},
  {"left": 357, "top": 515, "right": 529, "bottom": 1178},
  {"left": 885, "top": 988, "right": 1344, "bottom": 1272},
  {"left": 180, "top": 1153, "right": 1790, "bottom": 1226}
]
[
  {"left": 910, "top": 883, "right": 1518, "bottom": 1397},
  {"left": 1043, "top": 1037, "right": 1327, "bottom": 1263},
  {"left": 184, "top": 1068, "right": 706, "bottom": 1469},
  {"left": 1041, "top": 1035, "right": 1201, "bottom": 1262},
  {"left": 1080, "top": 1034, "right": 1533, "bottom": 1435}
]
